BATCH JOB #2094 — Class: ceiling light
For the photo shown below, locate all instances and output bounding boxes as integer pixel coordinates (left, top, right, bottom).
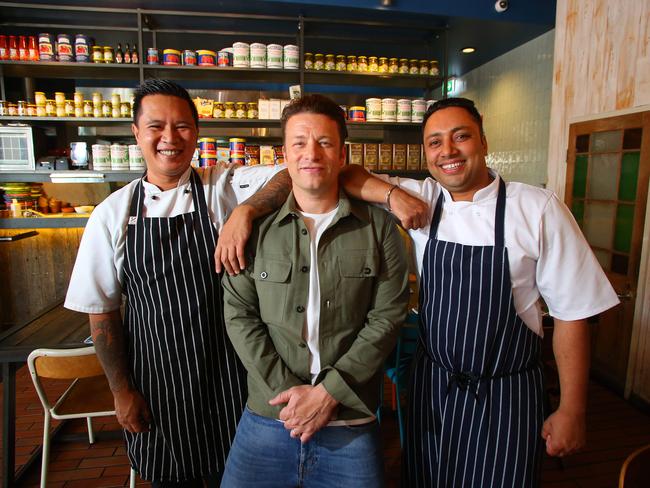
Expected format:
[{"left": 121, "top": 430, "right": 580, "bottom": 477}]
[{"left": 461, "top": 47, "right": 476, "bottom": 54}]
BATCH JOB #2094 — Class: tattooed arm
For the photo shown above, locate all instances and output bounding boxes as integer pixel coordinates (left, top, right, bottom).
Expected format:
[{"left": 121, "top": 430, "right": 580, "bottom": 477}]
[
  {"left": 215, "top": 168, "right": 291, "bottom": 275},
  {"left": 89, "top": 311, "right": 151, "bottom": 433}
]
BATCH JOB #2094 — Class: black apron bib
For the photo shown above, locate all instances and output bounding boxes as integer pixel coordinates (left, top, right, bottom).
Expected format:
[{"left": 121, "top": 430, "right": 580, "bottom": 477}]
[
  {"left": 122, "top": 169, "right": 247, "bottom": 482},
  {"left": 404, "top": 179, "right": 545, "bottom": 487}
]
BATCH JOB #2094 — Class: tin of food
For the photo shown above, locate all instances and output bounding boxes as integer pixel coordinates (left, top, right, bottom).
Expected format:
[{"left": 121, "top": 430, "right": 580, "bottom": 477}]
[
  {"left": 198, "top": 49, "right": 216, "bottom": 66},
  {"left": 74, "top": 34, "right": 91, "bottom": 62},
  {"left": 217, "top": 50, "right": 231, "bottom": 67},
  {"left": 163, "top": 48, "right": 181, "bottom": 65},
  {"left": 147, "top": 47, "right": 159, "bottom": 65},
  {"left": 38, "top": 33, "right": 55, "bottom": 61},
  {"left": 348, "top": 106, "right": 366, "bottom": 122},
  {"left": 56, "top": 34, "right": 74, "bottom": 62},
  {"left": 182, "top": 50, "right": 197, "bottom": 66}
]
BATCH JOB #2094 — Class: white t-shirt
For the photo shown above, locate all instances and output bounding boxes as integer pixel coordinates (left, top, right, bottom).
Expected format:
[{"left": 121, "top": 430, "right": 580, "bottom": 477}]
[
  {"left": 65, "top": 164, "right": 285, "bottom": 314},
  {"left": 298, "top": 207, "right": 339, "bottom": 380},
  {"left": 377, "top": 170, "right": 619, "bottom": 336}
]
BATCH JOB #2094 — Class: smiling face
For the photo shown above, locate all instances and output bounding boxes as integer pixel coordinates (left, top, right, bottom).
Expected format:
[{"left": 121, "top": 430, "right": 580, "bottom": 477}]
[
  {"left": 423, "top": 106, "right": 492, "bottom": 201},
  {"left": 132, "top": 94, "right": 198, "bottom": 190},
  {"left": 283, "top": 112, "right": 346, "bottom": 211}
]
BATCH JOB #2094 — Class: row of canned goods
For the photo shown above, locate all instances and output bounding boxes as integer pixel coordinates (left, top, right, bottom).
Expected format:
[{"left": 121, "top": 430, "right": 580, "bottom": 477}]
[
  {"left": 305, "top": 53, "right": 440, "bottom": 76},
  {"left": 345, "top": 98, "right": 436, "bottom": 123},
  {"left": 195, "top": 138, "right": 283, "bottom": 167},
  {"left": 193, "top": 98, "right": 258, "bottom": 119},
  {"left": 90, "top": 144, "right": 145, "bottom": 171},
  {"left": 148, "top": 43, "right": 299, "bottom": 69}
]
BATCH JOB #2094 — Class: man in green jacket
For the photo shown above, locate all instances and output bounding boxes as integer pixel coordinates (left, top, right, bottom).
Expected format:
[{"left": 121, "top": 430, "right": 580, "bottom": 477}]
[{"left": 221, "top": 94, "right": 409, "bottom": 487}]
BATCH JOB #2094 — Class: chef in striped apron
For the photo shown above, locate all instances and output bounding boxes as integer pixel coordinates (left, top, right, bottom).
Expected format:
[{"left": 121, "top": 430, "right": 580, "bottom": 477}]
[
  {"left": 65, "top": 79, "right": 289, "bottom": 486},
  {"left": 339, "top": 97, "right": 619, "bottom": 487}
]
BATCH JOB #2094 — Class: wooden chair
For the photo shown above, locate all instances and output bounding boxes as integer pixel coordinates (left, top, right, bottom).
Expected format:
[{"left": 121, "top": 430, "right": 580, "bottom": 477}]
[
  {"left": 619, "top": 444, "right": 650, "bottom": 488},
  {"left": 27, "top": 346, "right": 136, "bottom": 488}
]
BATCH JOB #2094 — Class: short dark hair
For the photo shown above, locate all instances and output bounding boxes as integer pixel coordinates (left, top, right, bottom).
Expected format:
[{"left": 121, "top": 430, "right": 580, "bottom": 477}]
[
  {"left": 422, "top": 97, "right": 484, "bottom": 137},
  {"left": 281, "top": 94, "right": 348, "bottom": 145},
  {"left": 132, "top": 78, "right": 198, "bottom": 127}
]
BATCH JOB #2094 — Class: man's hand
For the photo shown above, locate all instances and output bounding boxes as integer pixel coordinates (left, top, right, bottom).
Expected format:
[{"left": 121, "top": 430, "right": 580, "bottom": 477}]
[
  {"left": 390, "top": 187, "right": 429, "bottom": 230},
  {"left": 113, "top": 387, "right": 152, "bottom": 433},
  {"left": 215, "top": 204, "right": 255, "bottom": 275},
  {"left": 541, "top": 408, "right": 586, "bottom": 457},
  {"left": 269, "top": 384, "right": 338, "bottom": 443}
]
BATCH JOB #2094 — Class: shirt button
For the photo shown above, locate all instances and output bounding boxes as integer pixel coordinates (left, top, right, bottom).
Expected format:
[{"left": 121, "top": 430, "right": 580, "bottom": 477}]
[
  {"left": 301, "top": 229, "right": 308, "bottom": 235},
  {"left": 301, "top": 266, "right": 308, "bottom": 273},
  {"left": 260, "top": 271, "right": 268, "bottom": 279},
  {"left": 296, "top": 305, "right": 305, "bottom": 313},
  {"left": 364, "top": 267, "right": 372, "bottom": 275},
  {"left": 298, "top": 342, "right": 307, "bottom": 348}
]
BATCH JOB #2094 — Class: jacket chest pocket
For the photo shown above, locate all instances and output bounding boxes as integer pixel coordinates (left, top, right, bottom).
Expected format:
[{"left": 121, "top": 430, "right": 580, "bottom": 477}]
[
  {"left": 253, "top": 258, "right": 292, "bottom": 325},
  {"left": 336, "top": 252, "right": 379, "bottom": 325}
]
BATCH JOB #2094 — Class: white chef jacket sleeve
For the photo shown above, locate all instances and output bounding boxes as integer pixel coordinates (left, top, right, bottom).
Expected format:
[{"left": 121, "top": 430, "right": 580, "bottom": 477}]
[
  {"left": 64, "top": 204, "right": 125, "bottom": 314},
  {"left": 536, "top": 193, "right": 620, "bottom": 321}
]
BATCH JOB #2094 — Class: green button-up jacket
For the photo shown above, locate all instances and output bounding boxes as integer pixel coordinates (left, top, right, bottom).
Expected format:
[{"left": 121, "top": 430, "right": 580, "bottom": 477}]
[{"left": 222, "top": 190, "right": 409, "bottom": 420}]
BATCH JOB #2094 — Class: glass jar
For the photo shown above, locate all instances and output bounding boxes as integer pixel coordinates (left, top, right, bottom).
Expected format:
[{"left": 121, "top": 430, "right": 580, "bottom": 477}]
[
  {"left": 409, "top": 59, "right": 419, "bottom": 75},
  {"left": 224, "top": 102, "right": 235, "bottom": 119},
  {"left": 235, "top": 102, "right": 247, "bottom": 119},
  {"left": 0, "top": 100, "right": 6, "bottom": 116},
  {"left": 368, "top": 56, "right": 378, "bottom": 72},
  {"left": 378, "top": 57, "right": 388, "bottom": 73},
  {"left": 93, "top": 104, "right": 102, "bottom": 118},
  {"left": 429, "top": 60, "right": 440, "bottom": 76},
  {"left": 325, "top": 54, "right": 335, "bottom": 71},
  {"left": 314, "top": 53, "right": 324, "bottom": 71},
  {"left": 213, "top": 102, "right": 225, "bottom": 119},
  {"left": 111, "top": 105, "right": 121, "bottom": 118},
  {"left": 398, "top": 58, "right": 409, "bottom": 74},
  {"left": 56, "top": 104, "right": 66, "bottom": 117},
  {"left": 34, "top": 91, "right": 46, "bottom": 107},
  {"left": 121, "top": 102, "right": 131, "bottom": 118},
  {"left": 92, "top": 92, "right": 102, "bottom": 107},
  {"left": 74, "top": 105, "right": 83, "bottom": 118},
  {"left": 247, "top": 102, "right": 258, "bottom": 119},
  {"left": 92, "top": 45, "right": 103, "bottom": 63},
  {"left": 7, "top": 102, "right": 18, "bottom": 116},
  {"left": 83, "top": 100, "right": 94, "bottom": 117},
  {"left": 304, "top": 52, "right": 313, "bottom": 70},
  {"left": 27, "top": 103, "right": 37, "bottom": 116},
  {"left": 419, "top": 60, "right": 429, "bottom": 75},
  {"left": 357, "top": 55, "right": 368, "bottom": 72},
  {"left": 64, "top": 99, "right": 75, "bottom": 116},
  {"left": 55, "top": 92, "right": 65, "bottom": 106},
  {"left": 45, "top": 99, "right": 56, "bottom": 116},
  {"left": 36, "top": 104, "right": 46, "bottom": 117},
  {"left": 335, "top": 55, "right": 346, "bottom": 71},
  {"left": 346, "top": 55, "right": 357, "bottom": 72},
  {"left": 17, "top": 100, "right": 27, "bottom": 116},
  {"left": 102, "top": 100, "right": 112, "bottom": 117},
  {"left": 103, "top": 46, "right": 114, "bottom": 63},
  {"left": 388, "top": 57, "right": 398, "bottom": 73}
]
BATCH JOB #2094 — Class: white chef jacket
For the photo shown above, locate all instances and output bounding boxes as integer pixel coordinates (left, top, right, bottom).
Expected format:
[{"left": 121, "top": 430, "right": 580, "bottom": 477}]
[
  {"left": 378, "top": 170, "right": 619, "bottom": 336},
  {"left": 65, "top": 164, "right": 285, "bottom": 314}
]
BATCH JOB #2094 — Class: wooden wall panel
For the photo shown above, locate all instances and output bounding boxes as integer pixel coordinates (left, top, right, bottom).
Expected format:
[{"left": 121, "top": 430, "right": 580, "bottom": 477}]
[{"left": 0, "top": 227, "right": 84, "bottom": 331}]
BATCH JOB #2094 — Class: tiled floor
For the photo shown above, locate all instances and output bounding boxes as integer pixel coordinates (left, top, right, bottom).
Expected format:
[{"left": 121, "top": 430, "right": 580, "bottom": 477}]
[{"left": 2, "top": 364, "right": 649, "bottom": 487}]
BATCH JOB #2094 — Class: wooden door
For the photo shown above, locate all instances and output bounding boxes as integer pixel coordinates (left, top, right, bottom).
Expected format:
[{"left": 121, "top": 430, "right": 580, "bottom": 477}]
[{"left": 565, "top": 111, "right": 650, "bottom": 393}]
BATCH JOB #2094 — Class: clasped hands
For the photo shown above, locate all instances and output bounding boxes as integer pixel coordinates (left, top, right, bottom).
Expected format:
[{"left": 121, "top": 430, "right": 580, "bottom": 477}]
[{"left": 269, "top": 384, "right": 339, "bottom": 443}]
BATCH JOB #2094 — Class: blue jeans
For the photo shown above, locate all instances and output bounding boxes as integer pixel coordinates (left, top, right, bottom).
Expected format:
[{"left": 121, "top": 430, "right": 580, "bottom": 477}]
[{"left": 221, "top": 407, "right": 384, "bottom": 488}]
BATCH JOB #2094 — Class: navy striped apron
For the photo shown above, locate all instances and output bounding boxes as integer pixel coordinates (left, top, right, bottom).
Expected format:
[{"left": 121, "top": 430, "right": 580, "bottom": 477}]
[
  {"left": 405, "top": 179, "right": 545, "bottom": 487},
  {"left": 122, "top": 169, "right": 247, "bottom": 482}
]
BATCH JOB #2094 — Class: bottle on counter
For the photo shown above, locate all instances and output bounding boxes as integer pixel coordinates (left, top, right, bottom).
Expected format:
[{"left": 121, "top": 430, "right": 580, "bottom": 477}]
[
  {"left": 115, "top": 43, "right": 123, "bottom": 64},
  {"left": 131, "top": 44, "right": 139, "bottom": 64},
  {"left": 124, "top": 43, "right": 131, "bottom": 64},
  {"left": 10, "top": 199, "right": 22, "bottom": 218}
]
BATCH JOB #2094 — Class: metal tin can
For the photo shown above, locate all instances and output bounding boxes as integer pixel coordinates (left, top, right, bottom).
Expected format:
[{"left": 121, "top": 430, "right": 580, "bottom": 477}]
[
  {"left": 83, "top": 100, "right": 93, "bottom": 117},
  {"left": 163, "top": 48, "right": 181, "bottom": 65},
  {"left": 34, "top": 92, "right": 46, "bottom": 107},
  {"left": 38, "top": 33, "right": 55, "bottom": 61},
  {"left": 397, "top": 99, "right": 412, "bottom": 122},
  {"left": 147, "top": 47, "right": 159, "bottom": 65},
  {"left": 229, "top": 137, "right": 246, "bottom": 157},
  {"left": 233, "top": 42, "right": 250, "bottom": 68},
  {"left": 102, "top": 101, "right": 112, "bottom": 117},
  {"left": 348, "top": 106, "right": 366, "bottom": 122},
  {"left": 245, "top": 144, "right": 260, "bottom": 166},
  {"left": 197, "top": 49, "right": 216, "bottom": 66},
  {"left": 235, "top": 102, "right": 247, "bottom": 119},
  {"left": 56, "top": 34, "right": 74, "bottom": 61},
  {"left": 17, "top": 101, "right": 27, "bottom": 116},
  {"left": 92, "top": 45, "right": 103, "bottom": 63},
  {"left": 121, "top": 102, "right": 131, "bottom": 118},
  {"left": 266, "top": 44, "right": 283, "bottom": 69},
  {"left": 325, "top": 54, "right": 335, "bottom": 71},
  {"left": 45, "top": 99, "right": 56, "bottom": 116},
  {"left": 230, "top": 154, "right": 245, "bottom": 165},
  {"left": 199, "top": 153, "right": 217, "bottom": 167},
  {"left": 182, "top": 50, "right": 197, "bottom": 66},
  {"left": 217, "top": 50, "right": 231, "bottom": 67},
  {"left": 55, "top": 92, "right": 65, "bottom": 106},
  {"left": 249, "top": 43, "right": 267, "bottom": 68},
  {"left": 246, "top": 102, "right": 258, "bottom": 119},
  {"left": 74, "top": 34, "right": 90, "bottom": 62},
  {"left": 224, "top": 102, "right": 235, "bottom": 118},
  {"left": 381, "top": 98, "right": 397, "bottom": 121},
  {"left": 65, "top": 99, "right": 75, "bottom": 116},
  {"left": 103, "top": 46, "right": 114, "bottom": 63},
  {"left": 199, "top": 137, "right": 217, "bottom": 153}
]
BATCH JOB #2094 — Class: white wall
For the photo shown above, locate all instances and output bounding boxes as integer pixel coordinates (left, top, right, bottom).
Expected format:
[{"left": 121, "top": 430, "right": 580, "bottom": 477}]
[{"left": 455, "top": 30, "right": 555, "bottom": 187}]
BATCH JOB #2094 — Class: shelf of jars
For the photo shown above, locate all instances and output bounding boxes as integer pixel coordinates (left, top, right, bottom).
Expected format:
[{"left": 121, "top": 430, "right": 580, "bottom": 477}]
[{"left": 0, "top": 60, "right": 142, "bottom": 80}]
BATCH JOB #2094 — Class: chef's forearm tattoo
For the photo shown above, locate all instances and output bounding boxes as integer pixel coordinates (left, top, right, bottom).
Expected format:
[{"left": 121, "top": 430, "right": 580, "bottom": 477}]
[
  {"left": 90, "top": 311, "right": 132, "bottom": 393},
  {"left": 243, "top": 169, "right": 291, "bottom": 216}
]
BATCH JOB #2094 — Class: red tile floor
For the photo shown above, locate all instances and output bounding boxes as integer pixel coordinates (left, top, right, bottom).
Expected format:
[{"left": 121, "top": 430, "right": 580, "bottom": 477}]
[{"left": 2, "top": 364, "right": 649, "bottom": 487}]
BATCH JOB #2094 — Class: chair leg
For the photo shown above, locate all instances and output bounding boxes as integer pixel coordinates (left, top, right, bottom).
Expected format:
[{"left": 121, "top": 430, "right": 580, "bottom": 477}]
[
  {"left": 40, "top": 413, "right": 51, "bottom": 488},
  {"left": 86, "top": 417, "right": 95, "bottom": 444},
  {"left": 129, "top": 467, "right": 136, "bottom": 488}
]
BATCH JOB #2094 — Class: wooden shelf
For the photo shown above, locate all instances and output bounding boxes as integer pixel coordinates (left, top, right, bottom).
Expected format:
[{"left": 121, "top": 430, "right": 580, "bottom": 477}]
[
  {"left": 0, "top": 60, "right": 141, "bottom": 80},
  {"left": 0, "top": 171, "right": 142, "bottom": 183}
]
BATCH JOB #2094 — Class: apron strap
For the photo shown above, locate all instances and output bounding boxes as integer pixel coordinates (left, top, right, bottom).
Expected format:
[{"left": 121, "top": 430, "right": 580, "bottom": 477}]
[
  {"left": 494, "top": 177, "right": 506, "bottom": 248},
  {"left": 189, "top": 168, "right": 211, "bottom": 222},
  {"left": 128, "top": 176, "right": 145, "bottom": 219},
  {"left": 428, "top": 190, "right": 445, "bottom": 240}
]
